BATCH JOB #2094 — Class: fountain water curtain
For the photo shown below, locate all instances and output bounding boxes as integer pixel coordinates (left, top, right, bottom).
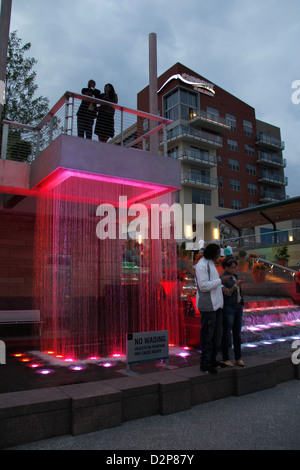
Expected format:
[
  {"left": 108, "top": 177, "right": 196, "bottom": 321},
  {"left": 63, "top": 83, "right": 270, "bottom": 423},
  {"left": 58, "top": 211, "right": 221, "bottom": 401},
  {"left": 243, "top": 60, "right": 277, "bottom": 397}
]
[
  {"left": 33, "top": 172, "right": 182, "bottom": 359},
  {"left": 241, "top": 298, "right": 300, "bottom": 343}
]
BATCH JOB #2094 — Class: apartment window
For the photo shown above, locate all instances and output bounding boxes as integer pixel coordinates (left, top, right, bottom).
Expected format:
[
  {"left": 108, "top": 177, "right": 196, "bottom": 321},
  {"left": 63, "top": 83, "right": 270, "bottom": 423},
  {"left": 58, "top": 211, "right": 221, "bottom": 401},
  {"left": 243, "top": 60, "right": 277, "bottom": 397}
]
[
  {"left": 247, "top": 183, "right": 258, "bottom": 195},
  {"left": 219, "top": 176, "right": 223, "bottom": 188},
  {"left": 226, "top": 113, "right": 237, "bottom": 132},
  {"left": 231, "top": 199, "right": 242, "bottom": 210},
  {"left": 192, "top": 189, "right": 211, "bottom": 206},
  {"left": 164, "top": 89, "right": 179, "bottom": 121},
  {"left": 230, "top": 178, "right": 241, "bottom": 191},
  {"left": 180, "top": 88, "right": 198, "bottom": 120},
  {"left": 191, "top": 167, "right": 210, "bottom": 183},
  {"left": 243, "top": 119, "right": 253, "bottom": 137},
  {"left": 206, "top": 106, "right": 219, "bottom": 119},
  {"left": 248, "top": 202, "right": 257, "bottom": 208},
  {"left": 227, "top": 139, "right": 238, "bottom": 151},
  {"left": 245, "top": 144, "right": 255, "bottom": 156},
  {"left": 167, "top": 147, "right": 179, "bottom": 159},
  {"left": 218, "top": 155, "right": 222, "bottom": 167},
  {"left": 190, "top": 147, "right": 209, "bottom": 161},
  {"left": 219, "top": 196, "right": 224, "bottom": 207},
  {"left": 246, "top": 163, "right": 256, "bottom": 175},
  {"left": 228, "top": 158, "right": 240, "bottom": 171}
]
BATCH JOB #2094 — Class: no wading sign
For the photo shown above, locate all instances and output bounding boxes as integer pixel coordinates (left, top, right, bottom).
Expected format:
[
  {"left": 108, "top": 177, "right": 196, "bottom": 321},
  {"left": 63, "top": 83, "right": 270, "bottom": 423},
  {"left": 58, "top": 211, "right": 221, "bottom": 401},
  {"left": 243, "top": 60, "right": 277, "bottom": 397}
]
[{"left": 126, "top": 330, "right": 169, "bottom": 370}]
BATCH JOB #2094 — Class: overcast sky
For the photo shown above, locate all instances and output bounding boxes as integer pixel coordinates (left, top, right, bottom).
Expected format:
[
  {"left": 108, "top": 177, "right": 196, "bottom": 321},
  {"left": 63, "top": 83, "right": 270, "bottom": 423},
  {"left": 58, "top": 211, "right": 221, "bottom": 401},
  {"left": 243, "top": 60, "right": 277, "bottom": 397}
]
[{"left": 7, "top": 0, "right": 300, "bottom": 197}]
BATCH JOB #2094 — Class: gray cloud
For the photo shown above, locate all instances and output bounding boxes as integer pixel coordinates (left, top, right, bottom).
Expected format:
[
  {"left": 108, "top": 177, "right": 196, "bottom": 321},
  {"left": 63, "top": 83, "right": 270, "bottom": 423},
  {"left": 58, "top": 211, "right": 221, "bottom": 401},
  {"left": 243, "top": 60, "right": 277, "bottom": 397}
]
[{"left": 8, "top": 0, "right": 300, "bottom": 196}]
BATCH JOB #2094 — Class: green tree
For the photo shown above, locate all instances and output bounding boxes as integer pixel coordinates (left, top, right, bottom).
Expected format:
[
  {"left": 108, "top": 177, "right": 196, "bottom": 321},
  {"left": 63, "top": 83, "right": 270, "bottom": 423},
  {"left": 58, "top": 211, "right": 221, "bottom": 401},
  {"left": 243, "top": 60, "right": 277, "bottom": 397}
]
[
  {"left": 2, "top": 30, "right": 49, "bottom": 125},
  {"left": 1, "top": 31, "right": 49, "bottom": 161}
]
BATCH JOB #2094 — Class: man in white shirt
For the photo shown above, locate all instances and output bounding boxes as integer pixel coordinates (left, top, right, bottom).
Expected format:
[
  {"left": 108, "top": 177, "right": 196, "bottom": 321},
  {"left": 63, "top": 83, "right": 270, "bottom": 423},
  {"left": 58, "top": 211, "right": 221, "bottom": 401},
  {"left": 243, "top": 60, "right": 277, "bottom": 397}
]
[{"left": 194, "top": 243, "right": 230, "bottom": 373}]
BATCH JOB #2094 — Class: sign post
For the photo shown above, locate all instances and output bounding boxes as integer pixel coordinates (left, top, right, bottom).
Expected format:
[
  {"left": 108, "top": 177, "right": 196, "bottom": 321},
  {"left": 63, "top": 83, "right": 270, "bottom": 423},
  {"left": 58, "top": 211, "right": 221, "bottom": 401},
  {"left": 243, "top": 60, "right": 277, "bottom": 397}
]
[{"left": 126, "top": 330, "right": 169, "bottom": 373}]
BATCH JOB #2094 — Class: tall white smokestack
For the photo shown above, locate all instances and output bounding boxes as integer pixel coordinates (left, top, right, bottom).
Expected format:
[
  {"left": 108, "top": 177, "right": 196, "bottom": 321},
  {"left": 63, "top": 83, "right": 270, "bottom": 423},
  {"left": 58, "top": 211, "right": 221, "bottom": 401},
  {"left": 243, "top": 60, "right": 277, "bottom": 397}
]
[{"left": 149, "top": 32, "right": 158, "bottom": 154}]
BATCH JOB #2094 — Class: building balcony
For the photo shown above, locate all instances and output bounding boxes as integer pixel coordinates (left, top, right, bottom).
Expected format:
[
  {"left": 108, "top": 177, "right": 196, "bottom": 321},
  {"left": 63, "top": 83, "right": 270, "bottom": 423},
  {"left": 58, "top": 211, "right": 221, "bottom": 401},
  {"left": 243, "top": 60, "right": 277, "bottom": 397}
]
[
  {"left": 259, "top": 189, "right": 286, "bottom": 203},
  {"left": 189, "top": 110, "right": 231, "bottom": 133},
  {"left": 167, "top": 125, "right": 223, "bottom": 150},
  {"left": 181, "top": 172, "right": 218, "bottom": 189},
  {"left": 257, "top": 151, "right": 286, "bottom": 168},
  {"left": 170, "top": 149, "right": 217, "bottom": 168},
  {"left": 256, "top": 133, "right": 285, "bottom": 150},
  {"left": 258, "top": 171, "right": 288, "bottom": 186}
]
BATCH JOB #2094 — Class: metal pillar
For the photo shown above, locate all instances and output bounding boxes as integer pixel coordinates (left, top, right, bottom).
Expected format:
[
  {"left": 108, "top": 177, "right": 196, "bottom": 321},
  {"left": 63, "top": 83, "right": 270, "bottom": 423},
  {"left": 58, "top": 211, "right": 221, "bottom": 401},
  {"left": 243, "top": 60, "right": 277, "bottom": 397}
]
[{"left": 149, "top": 32, "right": 158, "bottom": 154}]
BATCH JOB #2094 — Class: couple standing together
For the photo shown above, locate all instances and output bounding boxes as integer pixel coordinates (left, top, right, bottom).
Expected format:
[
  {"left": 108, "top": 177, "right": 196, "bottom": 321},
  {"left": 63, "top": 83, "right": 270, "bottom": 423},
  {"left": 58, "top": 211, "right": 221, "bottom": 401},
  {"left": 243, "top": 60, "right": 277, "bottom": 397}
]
[
  {"left": 77, "top": 79, "right": 118, "bottom": 142},
  {"left": 195, "top": 243, "right": 245, "bottom": 374}
]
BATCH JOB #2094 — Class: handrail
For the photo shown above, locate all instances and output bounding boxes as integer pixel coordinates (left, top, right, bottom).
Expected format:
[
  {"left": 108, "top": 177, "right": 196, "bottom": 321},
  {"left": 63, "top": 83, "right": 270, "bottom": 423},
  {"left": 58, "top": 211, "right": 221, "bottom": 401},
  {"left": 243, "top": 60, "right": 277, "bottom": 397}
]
[
  {"left": 1, "top": 91, "right": 173, "bottom": 162},
  {"left": 255, "top": 257, "right": 299, "bottom": 275}
]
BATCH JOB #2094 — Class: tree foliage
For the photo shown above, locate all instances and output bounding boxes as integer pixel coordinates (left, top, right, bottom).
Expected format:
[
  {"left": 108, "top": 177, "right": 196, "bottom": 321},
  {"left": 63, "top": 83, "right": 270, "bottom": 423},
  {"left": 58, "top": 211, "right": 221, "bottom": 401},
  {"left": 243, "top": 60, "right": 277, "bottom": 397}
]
[{"left": 1, "top": 30, "right": 49, "bottom": 125}]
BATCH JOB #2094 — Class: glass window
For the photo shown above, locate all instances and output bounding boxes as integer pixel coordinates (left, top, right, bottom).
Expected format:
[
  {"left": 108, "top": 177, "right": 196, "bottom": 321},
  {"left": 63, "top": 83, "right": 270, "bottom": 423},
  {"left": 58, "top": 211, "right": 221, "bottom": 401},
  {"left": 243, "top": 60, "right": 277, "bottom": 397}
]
[
  {"left": 206, "top": 106, "right": 219, "bottom": 119},
  {"left": 243, "top": 119, "right": 253, "bottom": 137},
  {"left": 246, "top": 163, "right": 256, "bottom": 175},
  {"left": 245, "top": 144, "right": 255, "bottom": 156},
  {"left": 192, "top": 189, "right": 211, "bottom": 206},
  {"left": 228, "top": 139, "right": 238, "bottom": 151},
  {"left": 231, "top": 199, "right": 242, "bottom": 210},
  {"left": 229, "top": 158, "right": 240, "bottom": 171},
  {"left": 167, "top": 147, "right": 179, "bottom": 159},
  {"left": 230, "top": 178, "right": 241, "bottom": 191},
  {"left": 247, "top": 183, "right": 258, "bottom": 195},
  {"left": 226, "top": 113, "right": 237, "bottom": 132},
  {"left": 164, "top": 89, "right": 179, "bottom": 121}
]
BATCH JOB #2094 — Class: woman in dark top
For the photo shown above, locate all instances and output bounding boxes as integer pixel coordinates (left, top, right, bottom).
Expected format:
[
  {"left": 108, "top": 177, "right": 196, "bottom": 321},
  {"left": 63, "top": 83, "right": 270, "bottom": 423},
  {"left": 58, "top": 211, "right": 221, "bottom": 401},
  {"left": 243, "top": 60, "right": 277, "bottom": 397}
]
[
  {"left": 95, "top": 83, "right": 118, "bottom": 142},
  {"left": 220, "top": 257, "right": 245, "bottom": 367}
]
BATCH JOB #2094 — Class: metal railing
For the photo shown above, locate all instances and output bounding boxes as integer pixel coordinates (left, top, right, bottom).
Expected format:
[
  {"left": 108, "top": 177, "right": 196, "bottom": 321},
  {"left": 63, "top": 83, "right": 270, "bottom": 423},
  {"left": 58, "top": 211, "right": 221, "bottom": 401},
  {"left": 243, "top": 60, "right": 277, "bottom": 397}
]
[
  {"left": 256, "top": 132, "right": 285, "bottom": 150},
  {"left": 167, "top": 125, "right": 223, "bottom": 147},
  {"left": 190, "top": 110, "right": 230, "bottom": 129},
  {"left": 182, "top": 172, "right": 218, "bottom": 188},
  {"left": 210, "top": 227, "right": 300, "bottom": 252},
  {"left": 254, "top": 257, "right": 299, "bottom": 278},
  {"left": 1, "top": 91, "right": 172, "bottom": 163}
]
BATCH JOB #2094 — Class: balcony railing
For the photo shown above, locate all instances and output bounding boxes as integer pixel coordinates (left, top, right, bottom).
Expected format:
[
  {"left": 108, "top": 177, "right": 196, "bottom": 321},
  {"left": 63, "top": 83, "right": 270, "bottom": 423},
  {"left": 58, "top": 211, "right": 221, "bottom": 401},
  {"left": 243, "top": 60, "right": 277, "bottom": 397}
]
[
  {"left": 170, "top": 149, "right": 217, "bottom": 167},
  {"left": 167, "top": 125, "right": 223, "bottom": 148},
  {"left": 257, "top": 150, "right": 286, "bottom": 168},
  {"left": 258, "top": 171, "right": 288, "bottom": 186},
  {"left": 256, "top": 132, "right": 285, "bottom": 150},
  {"left": 181, "top": 171, "right": 218, "bottom": 188},
  {"left": 189, "top": 110, "right": 230, "bottom": 132},
  {"left": 260, "top": 189, "right": 286, "bottom": 202},
  {"left": 1, "top": 91, "right": 172, "bottom": 163}
]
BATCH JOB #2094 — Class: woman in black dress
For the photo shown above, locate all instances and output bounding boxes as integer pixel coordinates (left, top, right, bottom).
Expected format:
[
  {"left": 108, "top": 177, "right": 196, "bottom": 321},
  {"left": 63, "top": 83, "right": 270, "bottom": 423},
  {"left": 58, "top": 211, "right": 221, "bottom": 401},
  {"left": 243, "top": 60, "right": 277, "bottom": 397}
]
[{"left": 95, "top": 83, "right": 118, "bottom": 142}]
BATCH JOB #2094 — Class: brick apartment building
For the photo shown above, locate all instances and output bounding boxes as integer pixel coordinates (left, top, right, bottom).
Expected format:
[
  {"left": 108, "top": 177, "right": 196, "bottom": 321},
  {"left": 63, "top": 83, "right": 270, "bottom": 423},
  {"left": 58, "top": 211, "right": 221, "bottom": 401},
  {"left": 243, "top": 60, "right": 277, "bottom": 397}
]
[{"left": 137, "top": 63, "right": 287, "bottom": 243}]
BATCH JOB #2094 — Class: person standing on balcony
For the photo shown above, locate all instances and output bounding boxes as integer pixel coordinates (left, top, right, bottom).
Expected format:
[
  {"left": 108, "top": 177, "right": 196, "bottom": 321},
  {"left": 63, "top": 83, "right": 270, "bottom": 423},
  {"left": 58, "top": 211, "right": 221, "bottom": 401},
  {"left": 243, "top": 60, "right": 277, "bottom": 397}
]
[
  {"left": 77, "top": 80, "right": 101, "bottom": 139},
  {"left": 195, "top": 243, "right": 230, "bottom": 374},
  {"left": 95, "top": 83, "right": 118, "bottom": 142}
]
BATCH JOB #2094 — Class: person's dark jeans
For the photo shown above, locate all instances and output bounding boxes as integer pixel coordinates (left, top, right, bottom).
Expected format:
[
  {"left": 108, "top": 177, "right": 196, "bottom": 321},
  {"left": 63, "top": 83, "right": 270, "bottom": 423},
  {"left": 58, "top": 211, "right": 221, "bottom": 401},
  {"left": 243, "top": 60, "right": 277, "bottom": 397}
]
[
  {"left": 222, "top": 304, "right": 243, "bottom": 361},
  {"left": 77, "top": 116, "right": 94, "bottom": 139},
  {"left": 200, "top": 309, "right": 223, "bottom": 368}
]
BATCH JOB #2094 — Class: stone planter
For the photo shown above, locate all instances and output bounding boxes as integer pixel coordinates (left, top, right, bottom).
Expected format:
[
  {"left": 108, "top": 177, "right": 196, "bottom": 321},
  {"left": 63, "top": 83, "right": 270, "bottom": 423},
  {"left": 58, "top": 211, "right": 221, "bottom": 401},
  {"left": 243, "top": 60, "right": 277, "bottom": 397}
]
[
  {"left": 238, "top": 262, "right": 249, "bottom": 272},
  {"left": 252, "top": 271, "right": 266, "bottom": 283}
]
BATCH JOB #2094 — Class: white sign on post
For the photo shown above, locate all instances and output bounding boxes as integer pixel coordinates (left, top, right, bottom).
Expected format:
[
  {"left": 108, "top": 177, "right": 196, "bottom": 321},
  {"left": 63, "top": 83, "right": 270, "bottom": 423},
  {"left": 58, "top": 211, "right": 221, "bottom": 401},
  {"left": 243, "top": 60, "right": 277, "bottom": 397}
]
[{"left": 126, "top": 330, "right": 169, "bottom": 371}]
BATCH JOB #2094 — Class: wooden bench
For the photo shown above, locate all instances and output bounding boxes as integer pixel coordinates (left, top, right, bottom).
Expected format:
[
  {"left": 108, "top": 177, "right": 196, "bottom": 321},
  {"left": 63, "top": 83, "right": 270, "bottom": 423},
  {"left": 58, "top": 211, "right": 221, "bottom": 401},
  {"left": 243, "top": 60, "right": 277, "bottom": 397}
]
[{"left": 0, "top": 310, "right": 42, "bottom": 336}]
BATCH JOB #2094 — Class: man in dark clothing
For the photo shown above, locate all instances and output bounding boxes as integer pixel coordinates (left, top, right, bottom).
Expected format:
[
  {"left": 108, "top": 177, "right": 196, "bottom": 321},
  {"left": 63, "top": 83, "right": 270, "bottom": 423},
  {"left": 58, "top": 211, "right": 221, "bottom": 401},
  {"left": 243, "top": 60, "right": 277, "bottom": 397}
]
[{"left": 77, "top": 80, "right": 101, "bottom": 139}]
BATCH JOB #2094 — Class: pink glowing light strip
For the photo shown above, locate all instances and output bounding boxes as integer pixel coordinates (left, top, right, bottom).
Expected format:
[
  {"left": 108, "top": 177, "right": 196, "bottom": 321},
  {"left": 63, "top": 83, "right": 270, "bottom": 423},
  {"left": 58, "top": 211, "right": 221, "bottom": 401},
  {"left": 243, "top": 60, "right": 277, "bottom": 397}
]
[{"left": 32, "top": 168, "right": 177, "bottom": 205}]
